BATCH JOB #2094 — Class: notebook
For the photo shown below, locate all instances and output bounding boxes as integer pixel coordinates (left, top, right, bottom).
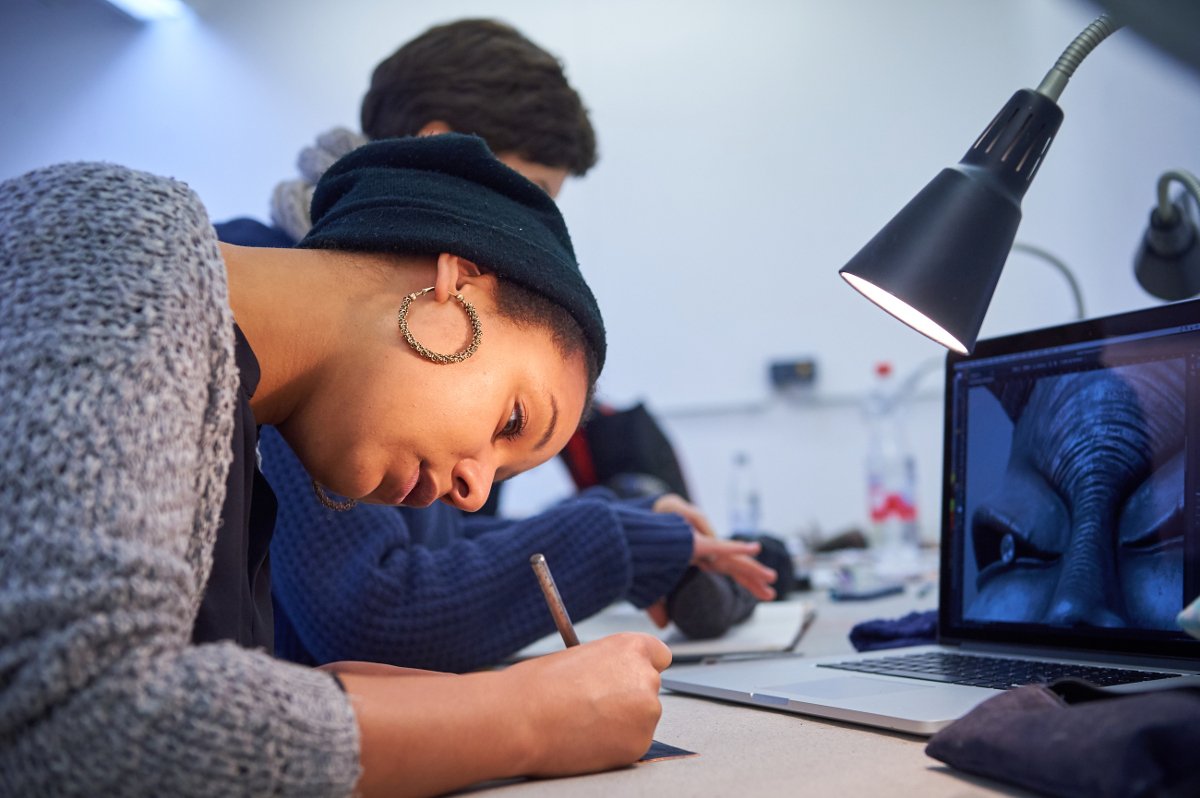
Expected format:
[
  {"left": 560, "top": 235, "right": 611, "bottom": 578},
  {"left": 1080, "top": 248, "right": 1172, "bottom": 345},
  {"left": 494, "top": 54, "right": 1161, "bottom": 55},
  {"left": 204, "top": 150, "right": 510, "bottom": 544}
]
[
  {"left": 664, "top": 299, "right": 1200, "bottom": 734},
  {"left": 511, "top": 599, "right": 815, "bottom": 664}
]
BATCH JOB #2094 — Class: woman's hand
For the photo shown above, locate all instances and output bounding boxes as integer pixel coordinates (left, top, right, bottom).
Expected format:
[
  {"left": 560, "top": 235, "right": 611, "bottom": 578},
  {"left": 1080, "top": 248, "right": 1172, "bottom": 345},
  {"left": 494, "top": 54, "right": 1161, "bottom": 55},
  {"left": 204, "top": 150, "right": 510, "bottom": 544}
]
[
  {"left": 505, "top": 632, "right": 672, "bottom": 776},
  {"left": 651, "top": 492, "right": 777, "bottom": 601},
  {"left": 340, "top": 632, "right": 671, "bottom": 797}
]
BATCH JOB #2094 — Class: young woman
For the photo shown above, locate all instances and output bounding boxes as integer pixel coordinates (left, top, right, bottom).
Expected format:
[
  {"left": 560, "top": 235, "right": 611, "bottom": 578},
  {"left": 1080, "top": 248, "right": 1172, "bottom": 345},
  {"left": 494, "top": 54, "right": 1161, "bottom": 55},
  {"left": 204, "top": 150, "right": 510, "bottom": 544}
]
[
  {"left": 216, "top": 17, "right": 777, "bottom": 675},
  {"left": 0, "top": 133, "right": 773, "bottom": 797}
]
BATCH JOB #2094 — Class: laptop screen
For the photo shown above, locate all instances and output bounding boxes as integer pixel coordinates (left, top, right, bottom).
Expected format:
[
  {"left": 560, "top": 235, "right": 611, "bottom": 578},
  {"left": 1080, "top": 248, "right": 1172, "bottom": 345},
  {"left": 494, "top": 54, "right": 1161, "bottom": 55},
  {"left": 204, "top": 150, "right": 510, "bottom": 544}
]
[{"left": 940, "top": 299, "right": 1200, "bottom": 659}]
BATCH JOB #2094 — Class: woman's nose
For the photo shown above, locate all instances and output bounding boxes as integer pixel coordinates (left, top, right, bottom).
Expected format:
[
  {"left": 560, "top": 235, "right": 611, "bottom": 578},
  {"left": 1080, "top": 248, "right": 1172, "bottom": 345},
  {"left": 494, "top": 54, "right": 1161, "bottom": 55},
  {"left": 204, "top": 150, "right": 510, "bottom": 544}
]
[{"left": 445, "top": 459, "right": 494, "bottom": 512}]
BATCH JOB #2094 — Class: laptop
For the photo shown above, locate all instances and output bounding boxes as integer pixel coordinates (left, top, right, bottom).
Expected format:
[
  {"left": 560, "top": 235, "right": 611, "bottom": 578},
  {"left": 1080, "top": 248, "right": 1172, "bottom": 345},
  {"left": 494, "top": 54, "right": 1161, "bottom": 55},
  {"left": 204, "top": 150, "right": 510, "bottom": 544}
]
[{"left": 664, "top": 298, "right": 1200, "bottom": 735}]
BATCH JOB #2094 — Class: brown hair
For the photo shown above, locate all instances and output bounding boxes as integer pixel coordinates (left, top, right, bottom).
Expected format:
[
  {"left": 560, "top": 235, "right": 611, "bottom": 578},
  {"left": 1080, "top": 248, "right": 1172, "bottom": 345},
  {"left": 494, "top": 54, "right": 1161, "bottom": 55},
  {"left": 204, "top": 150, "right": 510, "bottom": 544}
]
[{"left": 360, "top": 19, "right": 598, "bottom": 175}]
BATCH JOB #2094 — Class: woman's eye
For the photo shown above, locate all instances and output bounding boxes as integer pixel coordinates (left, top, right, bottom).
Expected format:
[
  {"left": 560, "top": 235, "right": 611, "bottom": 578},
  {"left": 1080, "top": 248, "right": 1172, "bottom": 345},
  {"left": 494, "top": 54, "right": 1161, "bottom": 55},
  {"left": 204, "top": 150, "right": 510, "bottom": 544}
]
[{"left": 500, "top": 403, "right": 527, "bottom": 440}]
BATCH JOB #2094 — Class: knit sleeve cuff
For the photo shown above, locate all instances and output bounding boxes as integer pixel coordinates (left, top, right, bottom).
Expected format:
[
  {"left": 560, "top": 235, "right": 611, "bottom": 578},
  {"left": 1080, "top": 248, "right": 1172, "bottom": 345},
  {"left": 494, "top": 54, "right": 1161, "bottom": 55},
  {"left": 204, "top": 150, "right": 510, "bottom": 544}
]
[{"left": 616, "top": 504, "right": 694, "bottom": 608}]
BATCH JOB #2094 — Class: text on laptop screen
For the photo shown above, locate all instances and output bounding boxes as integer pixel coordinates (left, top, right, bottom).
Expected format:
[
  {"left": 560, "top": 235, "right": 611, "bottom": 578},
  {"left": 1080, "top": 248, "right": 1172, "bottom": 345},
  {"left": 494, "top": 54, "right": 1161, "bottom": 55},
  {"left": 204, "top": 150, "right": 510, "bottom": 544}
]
[{"left": 944, "top": 315, "right": 1200, "bottom": 646}]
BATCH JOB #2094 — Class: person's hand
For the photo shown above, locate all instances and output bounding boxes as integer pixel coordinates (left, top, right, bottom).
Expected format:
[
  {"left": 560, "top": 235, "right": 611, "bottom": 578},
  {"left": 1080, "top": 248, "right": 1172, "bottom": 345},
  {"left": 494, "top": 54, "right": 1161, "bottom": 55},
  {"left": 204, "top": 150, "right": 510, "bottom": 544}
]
[
  {"left": 339, "top": 632, "right": 671, "bottom": 796},
  {"left": 652, "top": 493, "right": 717, "bottom": 537},
  {"left": 691, "top": 533, "right": 777, "bottom": 601},
  {"left": 645, "top": 598, "right": 670, "bottom": 628},
  {"left": 646, "top": 493, "right": 713, "bottom": 627},
  {"left": 651, "top": 492, "right": 777, "bottom": 601},
  {"left": 504, "top": 632, "right": 672, "bottom": 776}
]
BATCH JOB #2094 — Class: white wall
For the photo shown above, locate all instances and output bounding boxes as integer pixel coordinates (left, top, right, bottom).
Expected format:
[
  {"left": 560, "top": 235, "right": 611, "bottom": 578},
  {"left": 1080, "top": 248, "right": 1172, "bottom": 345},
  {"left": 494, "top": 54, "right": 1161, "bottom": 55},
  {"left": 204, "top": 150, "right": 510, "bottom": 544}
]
[{"left": 4, "top": 0, "right": 1199, "bottom": 541}]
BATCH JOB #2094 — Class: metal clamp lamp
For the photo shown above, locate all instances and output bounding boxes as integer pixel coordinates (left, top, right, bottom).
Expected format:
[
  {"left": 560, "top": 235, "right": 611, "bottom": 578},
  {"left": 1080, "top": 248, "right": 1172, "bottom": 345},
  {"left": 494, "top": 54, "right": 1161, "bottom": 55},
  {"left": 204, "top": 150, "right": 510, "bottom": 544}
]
[{"left": 838, "top": 14, "right": 1121, "bottom": 354}]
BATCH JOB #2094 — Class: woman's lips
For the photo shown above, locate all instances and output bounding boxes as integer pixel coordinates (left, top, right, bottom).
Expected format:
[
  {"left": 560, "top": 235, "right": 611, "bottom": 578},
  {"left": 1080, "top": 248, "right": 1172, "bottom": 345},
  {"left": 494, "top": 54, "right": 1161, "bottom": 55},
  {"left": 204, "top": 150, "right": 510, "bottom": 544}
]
[
  {"left": 380, "top": 468, "right": 421, "bottom": 506},
  {"left": 400, "top": 467, "right": 439, "bottom": 507}
]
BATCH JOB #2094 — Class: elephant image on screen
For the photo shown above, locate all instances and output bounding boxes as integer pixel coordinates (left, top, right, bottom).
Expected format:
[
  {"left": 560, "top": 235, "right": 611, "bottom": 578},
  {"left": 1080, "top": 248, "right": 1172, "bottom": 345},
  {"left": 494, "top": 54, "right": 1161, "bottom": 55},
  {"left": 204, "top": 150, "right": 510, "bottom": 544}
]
[{"left": 963, "top": 359, "right": 1185, "bottom": 631}]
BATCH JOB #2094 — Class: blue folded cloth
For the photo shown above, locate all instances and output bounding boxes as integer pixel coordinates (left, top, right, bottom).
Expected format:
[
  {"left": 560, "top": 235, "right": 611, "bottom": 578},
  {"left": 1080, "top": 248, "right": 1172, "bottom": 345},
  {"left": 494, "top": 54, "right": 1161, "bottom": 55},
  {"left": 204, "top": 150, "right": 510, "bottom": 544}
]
[
  {"left": 927, "top": 679, "right": 1200, "bottom": 797},
  {"left": 848, "top": 609, "right": 938, "bottom": 652}
]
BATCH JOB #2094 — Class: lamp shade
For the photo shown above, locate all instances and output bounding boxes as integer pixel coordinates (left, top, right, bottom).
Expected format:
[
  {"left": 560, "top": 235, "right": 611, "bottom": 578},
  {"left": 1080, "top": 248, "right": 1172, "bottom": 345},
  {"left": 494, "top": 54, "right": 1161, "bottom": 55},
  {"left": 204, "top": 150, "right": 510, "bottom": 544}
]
[
  {"left": 840, "top": 89, "right": 1064, "bottom": 353},
  {"left": 1134, "top": 200, "right": 1200, "bottom": 300}
]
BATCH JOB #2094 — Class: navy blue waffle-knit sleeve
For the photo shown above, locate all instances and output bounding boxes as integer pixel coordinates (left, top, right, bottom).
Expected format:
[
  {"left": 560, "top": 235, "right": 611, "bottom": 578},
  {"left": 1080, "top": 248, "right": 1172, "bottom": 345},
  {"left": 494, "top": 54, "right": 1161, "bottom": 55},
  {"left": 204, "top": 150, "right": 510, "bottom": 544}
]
[{"left": 261, "top": 426, "right": 693, "bottom": 673}]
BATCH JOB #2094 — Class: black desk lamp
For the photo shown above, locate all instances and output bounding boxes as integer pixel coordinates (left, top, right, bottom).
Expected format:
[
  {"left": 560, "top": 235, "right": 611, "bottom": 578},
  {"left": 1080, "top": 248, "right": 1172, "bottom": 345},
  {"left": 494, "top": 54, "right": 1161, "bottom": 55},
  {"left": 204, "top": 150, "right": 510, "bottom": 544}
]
[
  {"left": 839, "top": 14, "right": 1121, "bottom": 354},
  {"left": 1133, "top": 169, "right": 1200, "bottom": 301}
]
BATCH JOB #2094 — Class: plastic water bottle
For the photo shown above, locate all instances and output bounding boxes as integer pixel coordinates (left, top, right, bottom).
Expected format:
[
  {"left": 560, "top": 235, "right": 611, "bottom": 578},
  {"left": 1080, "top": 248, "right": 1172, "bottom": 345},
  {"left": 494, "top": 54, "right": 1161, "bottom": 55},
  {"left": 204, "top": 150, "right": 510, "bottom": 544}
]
[
  {"left": 863, "top": 363, "right": 920, "bottom": 559},
  {"left": 728, "top": 451, "right": 761, "bottom": 535}
]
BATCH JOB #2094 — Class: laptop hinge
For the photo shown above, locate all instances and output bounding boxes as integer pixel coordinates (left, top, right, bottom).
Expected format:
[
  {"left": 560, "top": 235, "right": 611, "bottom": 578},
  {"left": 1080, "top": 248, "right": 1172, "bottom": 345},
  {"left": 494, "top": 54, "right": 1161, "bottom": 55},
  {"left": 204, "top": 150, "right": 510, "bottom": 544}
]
[{"left": 950, "top": 640, "right": 1200, "bottom": 672}]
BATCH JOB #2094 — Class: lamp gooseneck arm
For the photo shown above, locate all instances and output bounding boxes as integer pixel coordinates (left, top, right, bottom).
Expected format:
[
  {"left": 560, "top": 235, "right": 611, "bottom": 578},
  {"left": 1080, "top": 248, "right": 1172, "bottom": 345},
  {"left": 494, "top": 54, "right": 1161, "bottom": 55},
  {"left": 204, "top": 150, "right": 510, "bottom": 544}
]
[
  {"left": 1010, "top": 242, "right": 1085, "bottom": 321},
  {"left": 1035, "top": 13, "right": 1122, "bottom": 102},
  {"left": 1155, "top": 170, "right": 1200, "bottom": 225}
]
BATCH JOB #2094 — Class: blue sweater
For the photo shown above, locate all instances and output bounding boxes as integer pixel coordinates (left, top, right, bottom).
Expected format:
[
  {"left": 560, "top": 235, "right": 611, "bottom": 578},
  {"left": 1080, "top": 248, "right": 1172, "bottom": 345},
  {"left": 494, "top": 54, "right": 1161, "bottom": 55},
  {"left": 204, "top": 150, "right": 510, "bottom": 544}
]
[{"left": 217, "top": 218, "right": 695, "bottom": 672}]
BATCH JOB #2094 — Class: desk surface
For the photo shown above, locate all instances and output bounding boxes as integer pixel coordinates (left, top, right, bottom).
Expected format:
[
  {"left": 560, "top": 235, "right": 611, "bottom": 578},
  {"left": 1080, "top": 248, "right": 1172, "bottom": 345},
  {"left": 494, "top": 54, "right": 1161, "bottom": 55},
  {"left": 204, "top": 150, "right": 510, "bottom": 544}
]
[{"left": 461, "top": 589, "right": 1032, "bottom": 797}]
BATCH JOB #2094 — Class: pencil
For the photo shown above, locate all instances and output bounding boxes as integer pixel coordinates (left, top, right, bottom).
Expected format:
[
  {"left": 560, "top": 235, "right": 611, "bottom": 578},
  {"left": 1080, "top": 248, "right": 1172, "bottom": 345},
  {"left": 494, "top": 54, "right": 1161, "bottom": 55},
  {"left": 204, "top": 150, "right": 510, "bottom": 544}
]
[
  {"left": 530, "top": 554, "right": 690, "bottom": 762},
  {"left": 530, "top": 553, "right": 580, "bottom": 647}
]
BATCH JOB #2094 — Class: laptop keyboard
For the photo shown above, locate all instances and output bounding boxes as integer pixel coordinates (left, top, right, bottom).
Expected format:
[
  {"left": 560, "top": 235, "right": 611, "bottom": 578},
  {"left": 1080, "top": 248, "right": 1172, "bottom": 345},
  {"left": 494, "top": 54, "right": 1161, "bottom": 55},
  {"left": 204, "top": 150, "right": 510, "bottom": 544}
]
[{"left": 818, "top": 651, "right": 1182, "bottom": 690}]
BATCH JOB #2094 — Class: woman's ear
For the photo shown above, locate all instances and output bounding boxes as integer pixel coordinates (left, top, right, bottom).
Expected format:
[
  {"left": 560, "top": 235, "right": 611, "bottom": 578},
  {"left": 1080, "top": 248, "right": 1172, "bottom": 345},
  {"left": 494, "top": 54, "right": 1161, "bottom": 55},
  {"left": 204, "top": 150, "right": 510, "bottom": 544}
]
[{"left": 433, "top": 253, "right": 486, "bottom": 302}]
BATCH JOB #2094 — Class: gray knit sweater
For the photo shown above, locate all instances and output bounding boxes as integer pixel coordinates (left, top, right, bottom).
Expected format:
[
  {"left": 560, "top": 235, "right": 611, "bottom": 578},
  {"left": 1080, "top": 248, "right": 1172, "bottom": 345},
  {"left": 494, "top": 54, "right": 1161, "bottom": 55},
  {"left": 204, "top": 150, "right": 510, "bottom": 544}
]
[{"left": 0, "top": 163, "right": 361, "bottom": 796}]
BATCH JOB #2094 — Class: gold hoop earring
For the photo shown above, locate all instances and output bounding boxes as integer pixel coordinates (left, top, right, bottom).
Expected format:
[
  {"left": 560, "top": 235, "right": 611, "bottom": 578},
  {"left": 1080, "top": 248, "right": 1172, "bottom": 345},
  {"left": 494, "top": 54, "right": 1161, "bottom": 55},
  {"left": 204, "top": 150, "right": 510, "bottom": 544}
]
[
  {"left": 397, "top": 287, "right": 482, "bottom": 364},
  {"left": 312, "top": 480, "right": 356, "bottom": 512}
]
